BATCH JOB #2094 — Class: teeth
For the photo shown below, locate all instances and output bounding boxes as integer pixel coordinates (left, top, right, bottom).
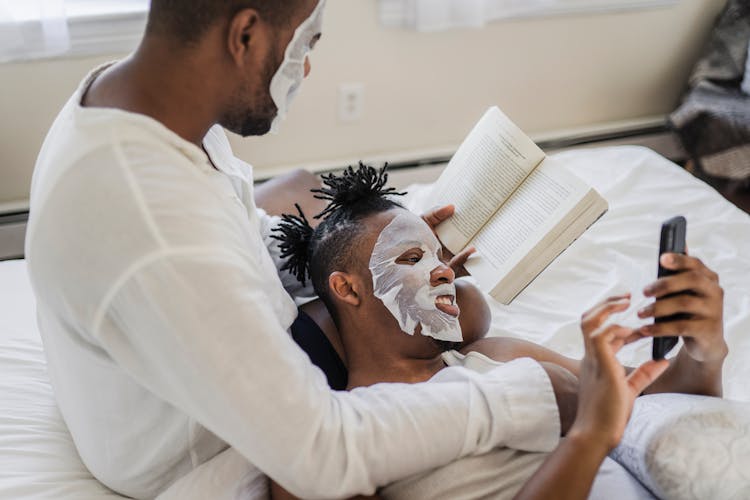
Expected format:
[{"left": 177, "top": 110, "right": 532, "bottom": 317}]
[{"left": 435, "top": 295, "right": 455, "bottom": 306}]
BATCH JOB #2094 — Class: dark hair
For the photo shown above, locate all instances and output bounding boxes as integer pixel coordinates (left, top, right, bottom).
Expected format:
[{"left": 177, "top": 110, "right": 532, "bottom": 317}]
[
  {"left": 272, "top": 163, "right": 406, "bottom": 322},
  {"left": 146, "top": 0, "right": 307, "bottom": 44}
]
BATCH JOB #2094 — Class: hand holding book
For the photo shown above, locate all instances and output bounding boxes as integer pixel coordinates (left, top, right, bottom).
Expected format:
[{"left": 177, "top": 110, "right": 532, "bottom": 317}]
[
  {"left": 419, "top": 204, "right": 475, "bottom": 277},
  {"left": 431, "top": 106, "right": 608, "bottom": 304}
]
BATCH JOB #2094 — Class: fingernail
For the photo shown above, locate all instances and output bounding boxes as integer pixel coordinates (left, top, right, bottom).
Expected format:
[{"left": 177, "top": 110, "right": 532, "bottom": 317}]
[
  {"left": 641, "top": 325, "right": 653, "bottom": 334},
  {"left": 644, "top": 286, "right": 654, "bottom": 297}
]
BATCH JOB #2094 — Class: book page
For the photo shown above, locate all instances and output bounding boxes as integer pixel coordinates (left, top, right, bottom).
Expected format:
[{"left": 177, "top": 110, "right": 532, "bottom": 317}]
[
  {"left": 465, "top": 158, "right": 591, "bottom": 289},
  {"left": 432, "top": 107, "right": 546, "bottom": 253}
]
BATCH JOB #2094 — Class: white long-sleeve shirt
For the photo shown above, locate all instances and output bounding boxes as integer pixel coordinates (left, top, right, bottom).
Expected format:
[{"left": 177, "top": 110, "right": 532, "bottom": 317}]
[{"left": 25, "top": 65, "right": 560, "bottom": 499}]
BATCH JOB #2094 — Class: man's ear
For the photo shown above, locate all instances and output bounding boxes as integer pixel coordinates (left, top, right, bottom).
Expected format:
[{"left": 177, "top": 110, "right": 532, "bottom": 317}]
[
  {"left": 226, "top": 8, "right": 261, "bottom": 67},
  {"left": 329, "top": 272, "right": 361, "bottom": 307}
]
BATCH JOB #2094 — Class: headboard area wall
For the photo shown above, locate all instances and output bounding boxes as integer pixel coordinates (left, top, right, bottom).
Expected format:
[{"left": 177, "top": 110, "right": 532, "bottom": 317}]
[{"left": 0, "top": 0, "right": 727, "bottom": 209}]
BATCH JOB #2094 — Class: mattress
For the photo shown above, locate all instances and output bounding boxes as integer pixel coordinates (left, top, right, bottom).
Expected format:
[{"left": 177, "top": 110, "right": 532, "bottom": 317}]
[{"left": 2, "top": 146, "right": 749, "bottom": 499}]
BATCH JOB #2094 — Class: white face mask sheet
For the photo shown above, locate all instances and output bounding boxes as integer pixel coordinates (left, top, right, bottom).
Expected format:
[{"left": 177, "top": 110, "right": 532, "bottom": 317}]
[
  {"left": 268, "top": 0, "right": 326, "bottom": 135},
  {"left": 369, "top": 212, "right": 463, "bottom": 342}
]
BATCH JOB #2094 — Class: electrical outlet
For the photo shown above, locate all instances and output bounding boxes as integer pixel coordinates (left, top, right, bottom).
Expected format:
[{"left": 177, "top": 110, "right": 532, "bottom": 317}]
[{"left": 338, "top": 83, "right": 365, "bottom": 122}]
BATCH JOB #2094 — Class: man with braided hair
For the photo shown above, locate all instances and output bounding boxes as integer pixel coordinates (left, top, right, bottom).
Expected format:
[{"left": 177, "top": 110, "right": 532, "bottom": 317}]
[
  {"left": 26, "top": 1, "right": 582, "bottom": 498},
  {"left": 271, "top": 163, "right": 728, "bottom": 499}
]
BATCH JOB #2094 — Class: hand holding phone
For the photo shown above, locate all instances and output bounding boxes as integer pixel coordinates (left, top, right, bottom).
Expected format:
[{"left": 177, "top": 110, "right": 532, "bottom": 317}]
[{"left": 652, "top": 216, "right": 687, "bottom": 360}]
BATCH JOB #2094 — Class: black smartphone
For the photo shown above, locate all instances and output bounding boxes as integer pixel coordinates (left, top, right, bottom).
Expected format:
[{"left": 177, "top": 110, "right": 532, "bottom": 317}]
[{"left": 652, "top": 216, "right": 687, "bottom": 360}]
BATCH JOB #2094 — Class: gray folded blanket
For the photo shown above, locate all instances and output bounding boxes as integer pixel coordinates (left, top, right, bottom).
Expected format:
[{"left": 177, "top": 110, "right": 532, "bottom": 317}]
[{"left": 669, "top": 0, "right": 750, "bottom": 180}]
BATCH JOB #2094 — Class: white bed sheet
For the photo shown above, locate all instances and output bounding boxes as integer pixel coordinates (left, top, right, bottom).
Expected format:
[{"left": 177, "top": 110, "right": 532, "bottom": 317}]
[
  {"left": 1, "top": 146, "right": 749, "bottom": 499},
  {"left": 0, "top": 260, "right": 126, "bottom": 499},
  {"left": 407, "top": 146, "right": 750, "bottom": 401}
]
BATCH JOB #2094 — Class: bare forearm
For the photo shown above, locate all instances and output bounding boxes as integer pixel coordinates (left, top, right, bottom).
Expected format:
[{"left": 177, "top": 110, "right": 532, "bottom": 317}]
[
  {"left": 514, "top": 432, "right": 609, "bottom": 500},
  {"left": 642, "top": 347, "right": 725, "bottom": 397}
]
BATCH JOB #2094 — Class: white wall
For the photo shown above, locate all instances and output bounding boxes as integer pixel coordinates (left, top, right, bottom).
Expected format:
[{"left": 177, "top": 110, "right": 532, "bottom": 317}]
[{"left": 0, "top": 0, "right": 726, "bottom": 207}]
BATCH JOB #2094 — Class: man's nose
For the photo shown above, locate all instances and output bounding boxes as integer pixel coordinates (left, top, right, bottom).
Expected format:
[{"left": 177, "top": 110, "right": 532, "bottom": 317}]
[
  {"left": 430, "top": 262, "right": 455, "bottom": 286},
  {"left": 304, "top": 57, "right": 311, "bottom": 78}
]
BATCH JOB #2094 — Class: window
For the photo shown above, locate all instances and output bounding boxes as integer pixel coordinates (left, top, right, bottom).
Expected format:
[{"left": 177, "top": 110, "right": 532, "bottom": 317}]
[
  {"left": 379, "top": 0, "right": 679, "bottom": 32},
  {"left": 0, "top": 0, "right": 148, "bottom": 63}
]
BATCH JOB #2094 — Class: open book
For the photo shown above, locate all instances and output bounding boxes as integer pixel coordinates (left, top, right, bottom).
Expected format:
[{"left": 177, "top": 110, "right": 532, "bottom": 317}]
[{"left": 432, "top": 106, "right": 608, "bottom": 304}]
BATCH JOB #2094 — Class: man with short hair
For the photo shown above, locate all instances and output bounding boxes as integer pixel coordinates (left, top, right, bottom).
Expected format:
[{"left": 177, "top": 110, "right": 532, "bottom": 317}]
[
  {"left": 269, "top": 165, "right": 726, "bottom": 499},
  {"left": 25, "top": 1, "right": 569, "bottom": 498}
]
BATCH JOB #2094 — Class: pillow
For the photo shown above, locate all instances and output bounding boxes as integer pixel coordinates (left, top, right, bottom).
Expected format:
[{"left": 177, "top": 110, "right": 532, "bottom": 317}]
[{"left": 610, "top": 394, "right": 750, "bottom": 500}]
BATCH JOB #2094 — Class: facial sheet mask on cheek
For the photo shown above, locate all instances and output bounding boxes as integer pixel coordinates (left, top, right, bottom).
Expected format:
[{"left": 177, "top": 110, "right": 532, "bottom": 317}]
[
  {"left": 369, "top": 213, "right": 463, "bottom": 342},
  {"left": 269, "top": 0, "right": 326, "bottom": 134}
]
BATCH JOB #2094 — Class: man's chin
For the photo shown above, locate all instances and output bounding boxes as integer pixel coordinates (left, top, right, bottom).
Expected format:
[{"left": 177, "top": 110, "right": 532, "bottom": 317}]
[
  {"left": 414, "top": 322, "right": 463, "bottom": 351},
  {"left": 237, "top": 120, "right": 273, "bottom": 137},
  {"left": 222, "top": 116, "right": 274, "bottom": 137}
]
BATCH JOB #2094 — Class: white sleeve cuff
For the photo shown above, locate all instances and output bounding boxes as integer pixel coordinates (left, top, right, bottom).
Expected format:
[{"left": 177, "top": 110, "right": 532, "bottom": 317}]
[
  {"left": 431, "top": 357, "right": 560, "bottom": 455},
  {"left": 492, "top": 357, "right": 561, "bottom": 453}
]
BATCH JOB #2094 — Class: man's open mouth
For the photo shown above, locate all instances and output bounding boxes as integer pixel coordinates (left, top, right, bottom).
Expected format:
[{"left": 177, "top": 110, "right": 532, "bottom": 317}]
[{"left": 435, "top": 295, "right": 460, "bottom": 317}]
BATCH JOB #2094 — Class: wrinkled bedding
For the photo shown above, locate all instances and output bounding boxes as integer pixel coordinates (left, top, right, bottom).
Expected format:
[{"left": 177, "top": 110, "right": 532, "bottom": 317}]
[{"left": 2, "top": 146, "right": 749, "bottom": 499}]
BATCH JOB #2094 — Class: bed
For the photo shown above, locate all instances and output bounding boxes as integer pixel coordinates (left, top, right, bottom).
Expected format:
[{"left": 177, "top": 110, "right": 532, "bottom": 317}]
[{"left": 2, "top": 146, "right": 749, "bottom": 499}]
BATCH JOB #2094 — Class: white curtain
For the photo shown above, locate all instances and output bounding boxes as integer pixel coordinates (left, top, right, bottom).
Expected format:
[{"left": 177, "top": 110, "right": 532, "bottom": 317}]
[
  {"left": 0, "top": 0, "right": 70, "bottom": 63},
  {"left": 379, "top": 0, "right": 676, "bottom": 32}
]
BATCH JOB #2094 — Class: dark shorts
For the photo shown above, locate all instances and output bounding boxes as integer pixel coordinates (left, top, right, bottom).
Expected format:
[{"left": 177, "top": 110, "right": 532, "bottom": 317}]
[{"left": 290, "top": 309, "right": 348, "bottom": 390}]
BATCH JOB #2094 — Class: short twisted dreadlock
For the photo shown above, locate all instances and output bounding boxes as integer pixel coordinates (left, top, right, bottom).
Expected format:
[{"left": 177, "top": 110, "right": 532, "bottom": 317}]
[
  {"left": 270, "top": 203, "right": 314, "bottom": 287},
  {"left": 272, "top": 163, "right": 406, "bottom": 322},
  {"left": 312, "top": 162, "right": 406, "bottom": 219}
]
